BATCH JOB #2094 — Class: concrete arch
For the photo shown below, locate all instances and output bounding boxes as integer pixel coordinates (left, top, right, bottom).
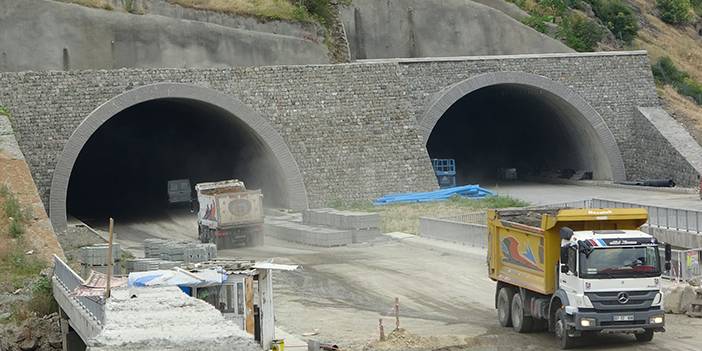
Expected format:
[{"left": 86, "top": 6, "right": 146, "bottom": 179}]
[
  {"left": 50, "top": 83, "right": 308, "bottom": 231},
  {"left": 418, "top": 71, "right": 626, "bottom": 182}
]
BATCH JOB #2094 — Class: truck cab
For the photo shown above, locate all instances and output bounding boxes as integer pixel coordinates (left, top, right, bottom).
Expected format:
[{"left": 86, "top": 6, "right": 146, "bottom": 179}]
[{"left": 556, "top": 229, "right": 667, "bottom": 347}]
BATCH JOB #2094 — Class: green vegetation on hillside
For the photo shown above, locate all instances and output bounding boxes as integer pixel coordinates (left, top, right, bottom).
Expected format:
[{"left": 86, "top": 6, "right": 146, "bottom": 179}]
[
  {"left": 653, "top": 57, "right": 702, "bottom": 105},
  {"left": 586, "top": 0, "right": 639, "bottom": 42},
  {"left": 693, "top": 0, "right": 702, "bottom": 15},
  {"left": 656, "top": 0, "right": 694, "bottom": 24},
  {"left": 558, "top": 13, "right": 605, "bottom": 51},
  {"left": 167, "top": 0, "right": 313, "bottom": 21},
  {"left": 0, "top": 186, "right": 55, "bottom": 321}
]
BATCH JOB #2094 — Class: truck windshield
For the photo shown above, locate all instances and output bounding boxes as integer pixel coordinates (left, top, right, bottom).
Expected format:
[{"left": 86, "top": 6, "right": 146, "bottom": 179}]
[{"left": 579, "top": 246, "right": 660, "bottom": 278}]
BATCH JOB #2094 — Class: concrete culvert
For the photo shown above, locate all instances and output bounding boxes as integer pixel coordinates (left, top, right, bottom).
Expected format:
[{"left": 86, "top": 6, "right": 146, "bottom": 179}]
[
  {"left": 426, "top": 83, "right": 615, "bottom": 184},
  {"left": 66, "top": 98, "right": 287, "bottom": 225}
]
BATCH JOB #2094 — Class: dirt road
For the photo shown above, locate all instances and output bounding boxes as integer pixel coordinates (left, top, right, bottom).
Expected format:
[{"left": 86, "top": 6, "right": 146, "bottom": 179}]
[
  {"left": 98, "top": 209, "right": 702, "bottom": 350},
  {"left": 227, "top": 235, "right": 702, "bottom": 351}
]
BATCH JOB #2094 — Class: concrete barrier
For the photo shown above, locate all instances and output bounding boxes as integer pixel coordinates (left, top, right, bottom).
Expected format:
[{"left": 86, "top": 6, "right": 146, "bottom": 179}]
[
  {"left": 419, "top": 217, "right": 488, "bottom": 248},
  {"left": 640, "top": 225, "right": 702, "bottom": 249}
]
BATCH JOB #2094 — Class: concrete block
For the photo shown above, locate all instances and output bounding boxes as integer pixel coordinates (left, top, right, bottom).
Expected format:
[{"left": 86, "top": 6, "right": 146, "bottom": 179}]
[
  {"left": 264, "top": 218, "right": 353, "bottom": 247},
  {"left": 419, "top": 217, "right": 487, "bottom": 248},
  {"left": 303, "top": 208, "right": 380, "bottom": 230},
  {"left": 79, "top": 244, "right": 121, "bottom": 265}
]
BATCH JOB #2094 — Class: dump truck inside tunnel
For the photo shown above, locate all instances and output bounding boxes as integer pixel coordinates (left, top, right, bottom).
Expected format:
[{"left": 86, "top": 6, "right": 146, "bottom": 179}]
[{"left": 66, "top": 98, "right": 287, "bottom": 224}]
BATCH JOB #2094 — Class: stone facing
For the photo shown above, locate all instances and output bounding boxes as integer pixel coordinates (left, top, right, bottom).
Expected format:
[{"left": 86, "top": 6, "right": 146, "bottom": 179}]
[{"left": 0, "top": 51, "right": 696, "bottom": 224}]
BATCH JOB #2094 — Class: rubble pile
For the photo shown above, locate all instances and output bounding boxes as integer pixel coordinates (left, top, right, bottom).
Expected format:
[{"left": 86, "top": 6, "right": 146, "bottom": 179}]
[{"left": 0, "top": 312, "right": 62, "bottom": 351}]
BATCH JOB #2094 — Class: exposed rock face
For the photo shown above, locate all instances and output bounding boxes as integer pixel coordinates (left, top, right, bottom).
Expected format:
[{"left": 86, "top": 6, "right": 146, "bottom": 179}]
[
  {"left": 342, "top": 0, "right": 573, "bottom": 60},
  {"left": 0, "top": 0, "right": 330, "bottom": 72}
]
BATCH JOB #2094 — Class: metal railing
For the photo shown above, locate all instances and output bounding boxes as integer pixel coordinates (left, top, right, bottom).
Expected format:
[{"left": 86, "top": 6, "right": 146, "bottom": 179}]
[
  {"left": 436, "top": 211, "right": 486, "bottom": 225},
  {"left": 53, "top": 256, "right": 105, "bottom": 324},
  {"left": 590, "top": 198, "right": 702, "bottom": 233}
]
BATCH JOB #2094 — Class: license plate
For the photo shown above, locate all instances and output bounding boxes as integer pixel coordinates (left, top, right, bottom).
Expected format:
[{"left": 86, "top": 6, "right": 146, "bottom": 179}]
[{"left": 613, "top": 315, "right": 634, "bottom": 321}]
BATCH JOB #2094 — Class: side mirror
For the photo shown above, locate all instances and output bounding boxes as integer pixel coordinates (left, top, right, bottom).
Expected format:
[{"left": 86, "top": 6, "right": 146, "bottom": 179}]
[
  {"left": 560, "top": 264, "right": 569, "bottom": 274},
  {"left": 560, "top": 246, "right": 568, "bottom": 265},
  {"left": 665, "top": 243, "right": 672, "bottom": 262},
  {"left": 560, "top": 227, "right": 574, "bottom": 241}
]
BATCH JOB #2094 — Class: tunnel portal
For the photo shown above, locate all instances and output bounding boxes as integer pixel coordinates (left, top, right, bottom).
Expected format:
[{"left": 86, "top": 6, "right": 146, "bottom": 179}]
[
  {"left": 66, "top": 98, "right": 286, "bottom": 223},
  {"left": 426, "top": 83, "right": 615, "bottom": 185}
]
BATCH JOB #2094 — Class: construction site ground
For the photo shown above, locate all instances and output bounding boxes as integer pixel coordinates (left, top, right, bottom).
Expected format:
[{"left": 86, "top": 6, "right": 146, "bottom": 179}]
[{"left": 82, "top": 182, "right": 702, "bottom": 350}]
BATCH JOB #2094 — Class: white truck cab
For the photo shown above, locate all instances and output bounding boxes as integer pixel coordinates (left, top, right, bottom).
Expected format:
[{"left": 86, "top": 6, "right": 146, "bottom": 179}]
[{"left": 556, "top": 228, "right": 669, "bottom": 346}]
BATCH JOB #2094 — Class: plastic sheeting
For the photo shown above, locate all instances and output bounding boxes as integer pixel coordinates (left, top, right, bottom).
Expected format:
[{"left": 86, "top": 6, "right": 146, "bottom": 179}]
[
  {"left": 373, "top": 184, "right": 494, "bottom": 205},
  {"left": 128, "top": 268, "right": 227, "bottom": 288}
]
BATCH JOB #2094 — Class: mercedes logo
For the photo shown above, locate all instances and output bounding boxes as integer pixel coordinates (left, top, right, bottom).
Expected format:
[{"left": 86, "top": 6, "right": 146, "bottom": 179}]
[{"left": 617, "top": 292, "right": 630, "bottom": 304}]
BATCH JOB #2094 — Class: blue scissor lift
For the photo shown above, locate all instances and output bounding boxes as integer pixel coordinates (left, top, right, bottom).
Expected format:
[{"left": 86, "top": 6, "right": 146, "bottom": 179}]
[{"left": 431, "top": 159, "right": 456, "bottom": 188}]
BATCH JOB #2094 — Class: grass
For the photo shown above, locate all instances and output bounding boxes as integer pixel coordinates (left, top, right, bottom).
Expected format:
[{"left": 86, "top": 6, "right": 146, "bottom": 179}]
[
  {"left": 0, "top": 186, "right": 53, "bottom": 320},
  {"left": 1, "top": 185, "right": 26, "bottom": 238},
  {"left": 652, "top": 56, "right": 702, "bottom": 105},
  {"left": 166, "top": 0, "right": 314, "bottom": 21},
  {"left": 0, "top": 105, "right": 9, "bottom": 117},
  {"left": 328, "top": 195, "right": 529, "bottom": 234}
]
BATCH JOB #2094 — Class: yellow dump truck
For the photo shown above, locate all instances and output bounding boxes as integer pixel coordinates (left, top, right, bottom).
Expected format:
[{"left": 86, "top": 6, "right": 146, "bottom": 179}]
[{"left": 487, "top": 208, "right": 672, "bottom": 349}]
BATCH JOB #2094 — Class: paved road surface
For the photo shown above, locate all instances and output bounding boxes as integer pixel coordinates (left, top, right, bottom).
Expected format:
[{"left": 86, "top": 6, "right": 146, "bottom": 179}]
[{"left": 484, "top": 182, "right": 702, "bottom": 210}]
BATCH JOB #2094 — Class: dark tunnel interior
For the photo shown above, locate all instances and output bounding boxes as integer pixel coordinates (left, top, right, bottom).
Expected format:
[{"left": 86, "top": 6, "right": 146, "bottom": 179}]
[
  {"left": 426, "top": 84, "right": 611, "bottom": 185},
  {"left": 66, "top": 98, "right": 286, "bottom": 223}
]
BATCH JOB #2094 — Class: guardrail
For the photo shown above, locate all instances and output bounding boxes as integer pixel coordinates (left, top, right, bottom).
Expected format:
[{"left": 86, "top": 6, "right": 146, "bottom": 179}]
[
  {"left": 53, "top": 256, "right": 105, "bottom": 324},
  {"left": 590, "top": 198, "right": 702, "bottom": 234}
]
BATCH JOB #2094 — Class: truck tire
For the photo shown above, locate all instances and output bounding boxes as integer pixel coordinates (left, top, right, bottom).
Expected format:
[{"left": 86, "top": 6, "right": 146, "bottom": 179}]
[
  {"left": 497, "top": 287, "right": 514, "bottom": 327},
  {"left": 554, "top": 309, "right": 576, "bottom": 349},
  {"left": 635, "top": 329, "right": 654, "bottom": 342},
  {"left": 511, "top": 293, "right": 533, "bottom": 333}
]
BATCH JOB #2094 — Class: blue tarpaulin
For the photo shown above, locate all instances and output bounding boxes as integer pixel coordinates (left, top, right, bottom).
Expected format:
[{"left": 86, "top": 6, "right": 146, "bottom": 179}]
[{"left": 373, "top": 184, "right": 494, "bottom": 205}]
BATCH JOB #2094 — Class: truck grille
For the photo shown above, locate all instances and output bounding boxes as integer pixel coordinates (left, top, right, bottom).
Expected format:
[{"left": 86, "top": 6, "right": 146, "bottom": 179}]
[
  {"left": 600, "top": 320, "right": 646, "bottom": 327},
  {"left": 585, "top": 290, "right": 657, "bottom": 311}
]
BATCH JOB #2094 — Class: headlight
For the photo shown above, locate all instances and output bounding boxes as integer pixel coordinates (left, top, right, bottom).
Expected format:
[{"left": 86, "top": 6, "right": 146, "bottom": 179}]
[
  {"left": 649, "top": 316, "right": 664, "bottom": 324},
  {"left": 575, "top": 295, "right": 594, "bottom": 308},
  {"left": 580, "top": 318, "right": 596, "bottom": 327},
  {"left": 652, "top": 293, "right": 662, "bottom": 306}
]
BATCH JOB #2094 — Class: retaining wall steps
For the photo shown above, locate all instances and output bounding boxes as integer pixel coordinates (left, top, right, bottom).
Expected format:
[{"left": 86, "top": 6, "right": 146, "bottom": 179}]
[{"left": 265, "top": 209, "right": 381, "bottom": 247}]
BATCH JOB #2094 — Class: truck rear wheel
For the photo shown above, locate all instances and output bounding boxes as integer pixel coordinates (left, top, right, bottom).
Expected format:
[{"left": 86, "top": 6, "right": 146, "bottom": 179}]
[
  {"left": 554, "top": 309, "right": 575, "bottom": 349},
  {"left": 511, "top": 293, "right": 533, "bottom": 333},
  {"left": 635, "top": 329, "right": 654, "bottom": 342},
  {"left": 497, "top": 287, "right": 513, "bottom": 327}
]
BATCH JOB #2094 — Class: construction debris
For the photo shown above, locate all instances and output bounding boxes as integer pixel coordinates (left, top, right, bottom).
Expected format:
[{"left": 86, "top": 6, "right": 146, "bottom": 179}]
[
  {"left": 87, "top": 286, "right": 260, "bottom": 351},
  {"left": 663, "top": 282, "right": 702, "bottom": 316}
]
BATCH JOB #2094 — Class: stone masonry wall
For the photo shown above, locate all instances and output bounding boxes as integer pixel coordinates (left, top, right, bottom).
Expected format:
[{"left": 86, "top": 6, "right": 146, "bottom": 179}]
[
  {"left": 0, "top": 52, "right": 694, "bottom": 216},
  {"left": 397, "top": 52, "right": 660, "bottom": 181},
  {"left": 0, "top": 64, "right": 438, "bottom": 209}
]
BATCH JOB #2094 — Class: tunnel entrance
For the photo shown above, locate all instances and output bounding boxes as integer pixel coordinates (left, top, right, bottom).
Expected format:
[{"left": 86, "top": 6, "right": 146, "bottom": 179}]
[
  {"left": 425, "top": 81, "right": 618, "bottom": 185},
  {"left": 66, "top": 98, "right": 287, "bottom": 223}
]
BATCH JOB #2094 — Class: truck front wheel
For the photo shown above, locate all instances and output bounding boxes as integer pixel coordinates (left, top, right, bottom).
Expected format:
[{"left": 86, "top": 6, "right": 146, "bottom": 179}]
[
  {"left": 554, "top": 309, "right": 575, "bottom": 349},
  {"left": 511, "top": 293, "right": 534, "bottom": 333},
  {"left": 497, "top": 287, "right": 513, "bottom": 327},
  {"left": 635, "top": 329, "right": 654, "bottom": 342}
]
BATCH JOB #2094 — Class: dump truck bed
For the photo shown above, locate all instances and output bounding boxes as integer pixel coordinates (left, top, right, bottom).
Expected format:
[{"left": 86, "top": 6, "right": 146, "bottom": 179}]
[
  {"left": 487, "top": 208, "right": 648, "bottom": 295},
  {"left": 196, "top": 180, "right": 263, "bottom": 229}
]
